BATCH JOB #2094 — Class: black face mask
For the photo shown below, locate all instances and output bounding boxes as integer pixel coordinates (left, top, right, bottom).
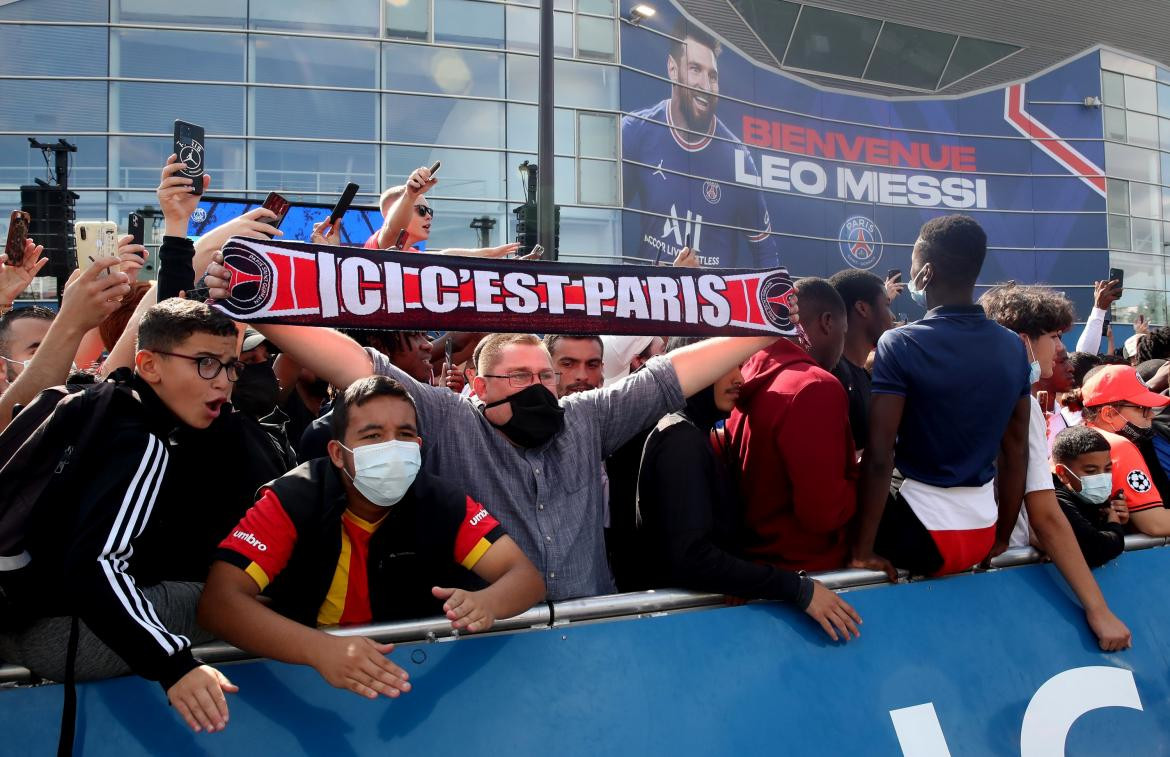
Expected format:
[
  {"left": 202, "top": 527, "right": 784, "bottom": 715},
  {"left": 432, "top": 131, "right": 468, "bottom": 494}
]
[
  {"left": 1118, "top": 420, "right": 1155, "bottom": 444},
  {"left": 232, "top": 361, "right": 280, "bottom": 419},
  {"left": 484, "top": 383, "right": 565, "bottom": 448}
]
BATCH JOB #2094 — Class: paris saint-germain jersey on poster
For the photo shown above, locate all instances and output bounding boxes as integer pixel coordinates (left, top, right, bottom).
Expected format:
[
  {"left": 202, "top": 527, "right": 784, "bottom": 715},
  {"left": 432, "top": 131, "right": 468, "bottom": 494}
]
[{"left": 622, "top": 99, "right": 779, "bottom": 269}]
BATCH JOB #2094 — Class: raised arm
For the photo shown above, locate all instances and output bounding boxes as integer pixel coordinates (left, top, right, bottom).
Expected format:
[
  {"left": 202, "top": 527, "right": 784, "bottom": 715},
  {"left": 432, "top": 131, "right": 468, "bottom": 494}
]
[
  {"left": 0, "top": 258, "right": 127, "bottom": 430},
  {"left": 201, "top": 252, "right": 375, "bottom": 389},
  {"left": 668, "top": 336, "right": 777, "bottom": 397},
  {"left": 100, "top": 281, "right": 158, "bottom": 378},
  {"left": 378, "top": 167, "right": 436, "bottom": 249}
]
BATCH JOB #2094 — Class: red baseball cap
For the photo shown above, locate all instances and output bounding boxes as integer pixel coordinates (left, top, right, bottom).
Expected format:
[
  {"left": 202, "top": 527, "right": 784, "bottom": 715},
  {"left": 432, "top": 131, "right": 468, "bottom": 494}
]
[{"left": 1081, "top": 365, "right": 1170, "bottom": 408}]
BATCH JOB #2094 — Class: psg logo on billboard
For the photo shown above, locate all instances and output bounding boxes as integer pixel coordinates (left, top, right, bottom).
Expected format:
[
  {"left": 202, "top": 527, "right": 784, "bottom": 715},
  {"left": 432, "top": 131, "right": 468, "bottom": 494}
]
[
  {"left": 838, "top": 216, "right": 883, "bottom": 271},
  {"left": 702, "top": 180, "right": 722, "bottom": 205},
  {"left": 221, "top": 241, "right": 275, "bottom": 316},
  {"left": 191, "top": 207, "right": 207, "bottom": 224}
]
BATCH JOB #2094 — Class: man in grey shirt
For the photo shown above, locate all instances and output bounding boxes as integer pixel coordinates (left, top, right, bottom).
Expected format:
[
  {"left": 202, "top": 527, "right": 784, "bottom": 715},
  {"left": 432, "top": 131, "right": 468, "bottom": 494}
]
[{"left": 202, "top": 261, "right": 779, "bottom": 599}]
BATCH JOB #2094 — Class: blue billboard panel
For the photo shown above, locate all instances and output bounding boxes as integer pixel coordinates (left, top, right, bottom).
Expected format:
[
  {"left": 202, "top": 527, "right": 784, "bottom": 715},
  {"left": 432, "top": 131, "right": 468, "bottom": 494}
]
[
  {"left": 619, "top": 3, "right": 1108, "bottom": 313},
  {"left": 186, "top": 197, "right": 385, "bottom": 248},
  {"left": 5, "top": 548, "right": 1170, "bottom": 755}
]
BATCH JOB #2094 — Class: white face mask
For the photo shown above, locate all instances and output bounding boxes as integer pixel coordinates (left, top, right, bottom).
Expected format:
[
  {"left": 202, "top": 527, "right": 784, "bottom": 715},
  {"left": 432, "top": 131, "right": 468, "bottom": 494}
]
[
  {"left": 339, "top": 439, "right": 421, "bottom": 508},
  {"left": 1062, "top": 466, "right": 1114, "bottom": 505}
]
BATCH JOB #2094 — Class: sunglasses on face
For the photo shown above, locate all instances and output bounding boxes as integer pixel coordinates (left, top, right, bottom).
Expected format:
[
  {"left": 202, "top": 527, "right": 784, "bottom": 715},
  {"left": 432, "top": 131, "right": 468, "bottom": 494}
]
[{"left": 414, "top": 205, "right": 434, "bottom": 218}]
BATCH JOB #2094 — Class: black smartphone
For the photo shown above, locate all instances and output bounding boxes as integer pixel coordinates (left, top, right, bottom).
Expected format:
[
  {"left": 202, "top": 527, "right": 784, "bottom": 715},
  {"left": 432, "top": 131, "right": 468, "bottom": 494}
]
[
  {"left": 6, "top": 210, "right": 30, "bottom": 266},
  {"left": 173, "top": 120, "right": 206, "bottom": 196},
  {"left": 428, "top": 161, "right": 441, "bottom": 177},
  {"left": 261, "top": 191, "right": 291, "bottom": 229},
  {"left": 1102, "top": 316, "right": 1111, "bottom": 337},
  {"left": 128, "top": 212, "right": 144, "bottom": 247},
  {"left": 329, "top": 183, "right": 360, "bottom": 224},
  {"left": 1109, "top": 267, "right": 1124, "bottom": 295},
  {"left": 887, "top": 268, "right": 902, "bottom": 283},
  {"left": 684, "top": 232, "right": 692, "bottom": 250}
]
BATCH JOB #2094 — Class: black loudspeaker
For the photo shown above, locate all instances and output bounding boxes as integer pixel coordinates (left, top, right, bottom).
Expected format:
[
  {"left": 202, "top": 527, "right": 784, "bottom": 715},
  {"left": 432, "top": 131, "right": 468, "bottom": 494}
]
[{"left": 21, "top": 183, "right": 78, "bottom": 293}]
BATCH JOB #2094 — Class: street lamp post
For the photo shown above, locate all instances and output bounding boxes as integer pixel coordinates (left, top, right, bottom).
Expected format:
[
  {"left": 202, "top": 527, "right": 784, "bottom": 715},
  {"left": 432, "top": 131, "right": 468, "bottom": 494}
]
[{"left": 537, "top": 0, "right": 556, "bottom": 260}]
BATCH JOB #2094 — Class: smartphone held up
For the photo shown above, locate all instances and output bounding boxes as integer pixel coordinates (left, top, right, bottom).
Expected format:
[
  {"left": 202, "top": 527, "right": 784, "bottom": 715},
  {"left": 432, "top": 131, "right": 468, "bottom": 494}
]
[
  {"left": 5, "top": 210, "right": 30, "bottom": 266},
  {"left": 173, "top": 120, "right": 206, "bottom": 196},
  {"left": 75, "top": 221, "right": 119, "bottom": 278}
]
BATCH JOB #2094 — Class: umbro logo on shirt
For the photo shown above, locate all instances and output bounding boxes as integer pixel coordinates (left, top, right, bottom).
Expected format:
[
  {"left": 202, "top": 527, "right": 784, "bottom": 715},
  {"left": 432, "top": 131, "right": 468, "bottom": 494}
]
[{"left": 232, "top": 530, "right": 268, "bottom": 552}]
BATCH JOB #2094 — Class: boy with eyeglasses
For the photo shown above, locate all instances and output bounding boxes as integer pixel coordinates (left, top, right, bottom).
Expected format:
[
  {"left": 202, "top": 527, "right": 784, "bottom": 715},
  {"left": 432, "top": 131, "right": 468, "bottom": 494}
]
[
  {"left": 0, "top": 299, "right": 249, "bottom": 735},
  {"left": 1081, "top": 363, "right": 1170, "bottom": 536}
]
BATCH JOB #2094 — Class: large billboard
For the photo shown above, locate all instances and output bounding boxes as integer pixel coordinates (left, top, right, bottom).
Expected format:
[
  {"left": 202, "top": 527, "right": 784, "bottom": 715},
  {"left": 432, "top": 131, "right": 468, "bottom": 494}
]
[{"left": 620, "top": 2, "right": 1107, "bottom": 316}]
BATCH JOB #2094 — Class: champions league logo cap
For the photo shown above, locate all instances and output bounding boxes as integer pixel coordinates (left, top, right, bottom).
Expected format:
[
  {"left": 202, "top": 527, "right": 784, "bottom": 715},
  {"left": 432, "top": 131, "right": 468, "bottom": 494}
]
[{"left": 1081, "top": 365, "right": 1170, "bottom": 409}]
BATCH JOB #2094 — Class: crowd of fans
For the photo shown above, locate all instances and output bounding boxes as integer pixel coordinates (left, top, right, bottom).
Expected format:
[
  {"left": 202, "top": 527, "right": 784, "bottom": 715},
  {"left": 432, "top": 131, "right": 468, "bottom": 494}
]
[{"left": 0, "top": 151, "right": 1162, "bottom": 736}]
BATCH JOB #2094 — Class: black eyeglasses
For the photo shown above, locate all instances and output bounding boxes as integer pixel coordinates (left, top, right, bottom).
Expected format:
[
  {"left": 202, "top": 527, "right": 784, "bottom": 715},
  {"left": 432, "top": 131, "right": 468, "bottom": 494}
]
[
  {"left": 154, "top": 350, "right": 246, "bottom": 382},
  {"left": 1114, "top": 402, "right": 1158, "bottom": 419},
  {"left": 482, "top": 370, "right": 560, "bottom": 388},
  {"left": 414, "top": 204, "right": 434, "bottom": 218}
]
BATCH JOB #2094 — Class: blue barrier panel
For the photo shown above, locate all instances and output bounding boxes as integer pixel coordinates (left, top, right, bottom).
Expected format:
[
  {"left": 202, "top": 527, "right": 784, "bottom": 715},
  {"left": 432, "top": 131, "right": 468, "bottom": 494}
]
[{"left": 4, "top": 548, "right": 1169, "bottom": 755}]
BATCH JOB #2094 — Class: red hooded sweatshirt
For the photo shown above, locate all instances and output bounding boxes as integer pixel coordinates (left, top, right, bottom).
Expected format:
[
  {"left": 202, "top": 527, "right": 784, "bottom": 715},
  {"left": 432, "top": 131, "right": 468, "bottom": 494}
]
[{"left": 726, "top": 339, "right": 858, "bottom": 571}]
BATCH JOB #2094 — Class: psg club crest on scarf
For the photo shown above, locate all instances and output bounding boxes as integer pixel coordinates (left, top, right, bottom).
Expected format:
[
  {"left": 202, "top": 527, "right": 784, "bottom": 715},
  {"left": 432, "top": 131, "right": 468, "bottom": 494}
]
[
  {"left": 212, "top": 236, "right": 798, "bottom": 337},
  {"left": 838, "top": 216, "right": 883, "bottom": 271}
]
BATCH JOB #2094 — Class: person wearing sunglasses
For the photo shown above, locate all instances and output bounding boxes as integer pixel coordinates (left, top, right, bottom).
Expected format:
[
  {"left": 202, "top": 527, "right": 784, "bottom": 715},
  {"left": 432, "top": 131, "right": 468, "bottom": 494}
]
[
  {"left": 1081, "top": 363, "right": 1170, "bottom": 538},
  {"left": 362, "top": 169, "right": 521, "bottom": 258}
]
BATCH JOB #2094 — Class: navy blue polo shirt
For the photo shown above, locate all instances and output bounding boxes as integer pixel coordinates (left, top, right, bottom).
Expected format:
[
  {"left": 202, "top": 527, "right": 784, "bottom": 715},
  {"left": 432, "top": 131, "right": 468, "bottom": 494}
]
[{"left": 871, "top": 304, "right": 1030, "bottom": 488}]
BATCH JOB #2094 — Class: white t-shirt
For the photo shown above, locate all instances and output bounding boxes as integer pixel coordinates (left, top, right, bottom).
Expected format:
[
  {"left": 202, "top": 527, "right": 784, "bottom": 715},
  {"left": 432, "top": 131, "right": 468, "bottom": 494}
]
[{"left": 1010, "top": 396, "right": 1054, "bottom": 547}]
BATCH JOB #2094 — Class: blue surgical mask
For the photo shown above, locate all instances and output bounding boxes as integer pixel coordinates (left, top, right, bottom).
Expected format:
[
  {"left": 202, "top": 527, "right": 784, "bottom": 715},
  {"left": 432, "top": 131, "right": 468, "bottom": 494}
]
[
  {"left": 1023, "top": 337, "right": 1041, "bottom": 385},
  {"left": 1064, "top": 467, "right": 1114, "bottom": 505},
  {"left": 907, "top": 268, "right": 929, "bottom": 307}
]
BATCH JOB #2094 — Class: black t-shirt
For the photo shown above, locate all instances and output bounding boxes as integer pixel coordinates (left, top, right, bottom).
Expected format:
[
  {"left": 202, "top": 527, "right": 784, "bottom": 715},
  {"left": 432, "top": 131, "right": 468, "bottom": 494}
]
[{"left": 832, "top": 357, "right": 871, "bottom": 451}]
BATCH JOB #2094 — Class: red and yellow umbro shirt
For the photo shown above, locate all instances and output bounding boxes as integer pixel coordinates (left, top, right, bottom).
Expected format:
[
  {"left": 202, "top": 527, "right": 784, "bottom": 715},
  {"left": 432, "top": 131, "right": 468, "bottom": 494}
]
[{"left": 219, "top": 486, "right": 504, "bottom": 627}]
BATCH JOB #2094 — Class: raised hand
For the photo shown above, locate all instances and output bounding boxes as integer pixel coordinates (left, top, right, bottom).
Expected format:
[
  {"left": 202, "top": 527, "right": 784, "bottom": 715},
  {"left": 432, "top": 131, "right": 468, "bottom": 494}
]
[
  {"left": 158, "top": 154, "right": 211, "bottom": 237},
  {"left": 57, "top": 258, "right": 131, "bottom": 332},
  {"left": 672, "top": 246, "right": 699, "bottom": 268},
  {"left": 311, "top": 218, "right": 344, "bottom": 246},
  {"left": 116, "top": 233, "right": 148, "bottom": 278},
  {"left": 194, "top": 207, "right": 282, "bottom": 260},
  {"left": 0, "top": 238, "right": 49, "bottom": 304},
  {"left": 405, "top": 165, "right": 438, "bottom": 198}
]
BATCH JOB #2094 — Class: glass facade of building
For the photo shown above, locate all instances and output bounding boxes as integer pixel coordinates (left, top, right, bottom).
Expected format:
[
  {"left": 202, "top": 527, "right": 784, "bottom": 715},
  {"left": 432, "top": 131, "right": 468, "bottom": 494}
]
[
  {"left": 1101, "top": 49, "right": 1170, "bottom": 324},
  {"left": 0, "top": 0, "right": 623, "bottom": 282},
  {"left": 1, "top": 1, "right": 1169, "bottom": 324}
]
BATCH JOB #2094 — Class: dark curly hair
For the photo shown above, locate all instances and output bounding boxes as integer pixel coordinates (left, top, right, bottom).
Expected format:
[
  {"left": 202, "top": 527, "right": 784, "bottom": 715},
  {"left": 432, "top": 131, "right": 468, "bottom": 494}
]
[
  {"left": 978, "top": 282, "right": 1074, "bottom": 338},
  {"left": 1136, "top": 326, "right": 1170, "bottom": 363},
  {"left": 1066, "top": 351, "right": 1102, "bottom": 389}
]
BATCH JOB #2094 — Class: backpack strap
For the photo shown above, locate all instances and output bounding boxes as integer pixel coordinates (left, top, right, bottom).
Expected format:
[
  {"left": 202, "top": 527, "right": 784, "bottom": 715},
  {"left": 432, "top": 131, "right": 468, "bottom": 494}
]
[
  {"left": 56, "top": 615, "right": 80, "bottom": 757},
  {"left": 633, "top": 413, "right": 689, "bottom": 529}
]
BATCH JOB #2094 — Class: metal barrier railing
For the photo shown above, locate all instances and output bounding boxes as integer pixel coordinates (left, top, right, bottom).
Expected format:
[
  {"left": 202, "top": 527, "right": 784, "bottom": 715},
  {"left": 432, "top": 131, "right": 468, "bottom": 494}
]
[{"left": 3, "top": 534, "right": 1166, "bottom": 685}]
